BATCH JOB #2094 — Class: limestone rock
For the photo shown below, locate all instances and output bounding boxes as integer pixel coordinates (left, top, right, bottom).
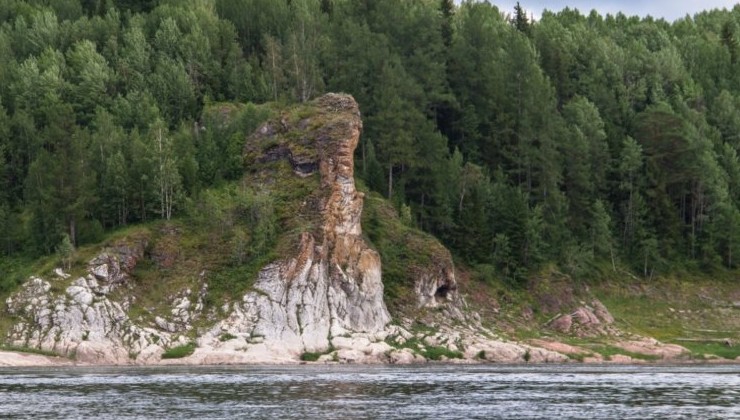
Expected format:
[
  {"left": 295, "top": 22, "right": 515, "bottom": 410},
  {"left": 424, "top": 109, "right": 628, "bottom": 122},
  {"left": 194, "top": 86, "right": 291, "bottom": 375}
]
[
  {"left": 389, "top": 348, "right": 416, "bottom": 364},
  {"left": 88, "top": 236, "right": 147, "bottom": 293},
  {"left": 591, "top": 299, "right": 615, "bottom": 324},
  {"left": 550, "top": 314, "right": 573, "bottom": 333},
  {"left": 204, "top": 94, "right": 390, "bottom": 359}
]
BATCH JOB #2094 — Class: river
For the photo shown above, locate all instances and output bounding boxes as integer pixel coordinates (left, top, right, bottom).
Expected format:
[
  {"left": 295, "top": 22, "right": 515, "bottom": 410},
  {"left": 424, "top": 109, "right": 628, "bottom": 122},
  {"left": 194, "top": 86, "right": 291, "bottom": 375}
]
[{"left": 0, "top": 364, "right": 738, "bottom": 419}]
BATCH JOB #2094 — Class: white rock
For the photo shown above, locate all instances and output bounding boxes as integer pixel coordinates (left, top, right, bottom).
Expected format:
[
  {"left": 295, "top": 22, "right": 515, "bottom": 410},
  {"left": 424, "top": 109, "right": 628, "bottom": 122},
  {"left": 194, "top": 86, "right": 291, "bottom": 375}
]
[
  {"left": 66, "top": 286, "right": 93, "bottom": 307},
  {"left": 389, "top": 348, "right": 418, "bottom": 364}
]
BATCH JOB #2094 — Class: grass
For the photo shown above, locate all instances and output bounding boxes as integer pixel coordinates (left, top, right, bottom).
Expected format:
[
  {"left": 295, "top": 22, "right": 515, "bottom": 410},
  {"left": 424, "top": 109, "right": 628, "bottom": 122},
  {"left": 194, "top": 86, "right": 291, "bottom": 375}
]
[
  {"left": 300, "top": 351, "right": 323, "bottom": 362},
  {"left": 0, "top": 344, "right": 63, "bottom": 358},
  {"left": 360, "top": 188, "right": 452, "bottom": 312},
  {"left": 422, "top": 346, "right": 463, "bottom": 361},
  {"left": 675, "top": 341, "right": 740, "bottom": 360},
  {"left": 592, "top": 276, "right": 740, "bottom": 358},
  {"left": 161, "top": 342, "right": 196, "bottom": 359},
  {"left": 219, "top": 333, "right": 237, "bottom": 342}
]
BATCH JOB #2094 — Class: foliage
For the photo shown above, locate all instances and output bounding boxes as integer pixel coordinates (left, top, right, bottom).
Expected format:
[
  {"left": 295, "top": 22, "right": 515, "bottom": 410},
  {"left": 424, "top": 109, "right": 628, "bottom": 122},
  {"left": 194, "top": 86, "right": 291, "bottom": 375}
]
[
  {"left": 161, "top": 342, "right": 196, "bottom": 359},
  {"left": 3, "top": 0, "right": 740, "bottom": 290},
  {"left": 679, "top": 342, "right": 740, "bottom": 360},
  {"left": 299, "top": 351, "right": 322, "bottom": 362},
  {"left": 56, "top": 234, "right": 75, "bottom": 271},
  {"left": 422, "top": 346, "right": 463, "bottom": 361}
]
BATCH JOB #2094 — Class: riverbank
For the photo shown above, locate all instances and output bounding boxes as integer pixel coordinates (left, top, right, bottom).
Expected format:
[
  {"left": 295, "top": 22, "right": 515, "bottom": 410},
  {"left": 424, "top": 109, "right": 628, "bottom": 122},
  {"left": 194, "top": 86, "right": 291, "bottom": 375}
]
[
  {"left": 0, "top": 350, "right": 74, "bottom": 367},
  {"left": 1, "top": 343, "right": 738, "bottom": 367}
]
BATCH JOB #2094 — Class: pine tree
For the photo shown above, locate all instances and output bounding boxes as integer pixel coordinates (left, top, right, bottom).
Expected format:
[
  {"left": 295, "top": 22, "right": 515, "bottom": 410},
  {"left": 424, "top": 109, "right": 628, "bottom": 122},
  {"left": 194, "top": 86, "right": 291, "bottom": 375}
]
[{"left": 512, "top": 2, "right": 530, "bottom": 35}]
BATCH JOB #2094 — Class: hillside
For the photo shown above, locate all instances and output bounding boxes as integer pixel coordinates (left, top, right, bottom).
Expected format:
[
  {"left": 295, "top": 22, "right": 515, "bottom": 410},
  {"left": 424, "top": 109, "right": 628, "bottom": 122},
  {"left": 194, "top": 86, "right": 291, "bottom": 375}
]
[
  {"left": 0, "top": 94, "right": 534, "bottom": 364},
  {"left": 2, "top": 94, "right": 740, "bottom": 366},
  {"left": 4, "top": 0, "right": 740, "bottom": 364}
]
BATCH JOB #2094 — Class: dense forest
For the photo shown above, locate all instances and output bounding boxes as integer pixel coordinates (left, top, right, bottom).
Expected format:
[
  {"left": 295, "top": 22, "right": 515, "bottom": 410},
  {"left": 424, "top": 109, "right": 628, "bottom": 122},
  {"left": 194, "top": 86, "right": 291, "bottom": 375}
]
[{"left": 2, "top": 0, "right": 740, "bottom": 285}]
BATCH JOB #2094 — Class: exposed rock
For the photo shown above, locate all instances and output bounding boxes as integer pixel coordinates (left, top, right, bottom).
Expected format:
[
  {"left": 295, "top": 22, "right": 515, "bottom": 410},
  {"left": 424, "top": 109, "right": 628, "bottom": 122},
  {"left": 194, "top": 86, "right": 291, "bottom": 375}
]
[
  {"left": 613, "top": 338, "right": 688, "bottom": 360},
  {"left": 87, "top": 236, "right": 147, "bottom": 294},
  {"left": 591, "top": 299, "right": 615, "bottom": 324},
  {"left": 572, "top": 307, "right": 600, "bottom": 326},
  {"left": 550, "top": 314, "right": 573, "bottom": 333},
  {"left": 608, "top": 354, "right": 643, "bottom": 364},
  {"left": 414, "top": 251, "right": 461, "bottom": 313},
  {"left": 547, "top": 299, "right": 616, "bottom": 337},
  {"left": 388, "top": 348, "right": 426, "bottom": 364},
  {"left": 529, "top": 339, "right": 591, "bottom": 356},
  {"left": 6, "top": 273, "right": 173, "bottom": 364},
  {"left": 200, "top": 94, "right": 390, "bottom": 359}
]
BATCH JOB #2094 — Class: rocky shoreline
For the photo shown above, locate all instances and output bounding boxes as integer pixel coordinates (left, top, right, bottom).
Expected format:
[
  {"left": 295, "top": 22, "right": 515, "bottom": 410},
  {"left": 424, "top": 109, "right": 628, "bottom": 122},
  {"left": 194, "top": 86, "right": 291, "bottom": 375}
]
[{"left": 4, "top": 94, "right": 740, "bottom": 368}]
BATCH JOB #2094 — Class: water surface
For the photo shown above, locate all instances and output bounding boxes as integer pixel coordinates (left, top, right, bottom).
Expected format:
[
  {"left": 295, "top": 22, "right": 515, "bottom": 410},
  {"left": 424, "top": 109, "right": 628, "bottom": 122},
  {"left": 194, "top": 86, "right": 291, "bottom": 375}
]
[{"left": 0, "top": 364, "right": 738, "bottom": 419}]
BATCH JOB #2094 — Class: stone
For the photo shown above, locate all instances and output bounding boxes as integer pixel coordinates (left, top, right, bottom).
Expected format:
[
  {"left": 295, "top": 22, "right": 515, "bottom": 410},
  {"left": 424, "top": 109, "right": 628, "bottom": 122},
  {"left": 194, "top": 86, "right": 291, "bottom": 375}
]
[
  {"left": 591, "top": 300, "right": 615, "bottom": 324},
  {"left": 389, "top": 348, "right": 419, "bottom": 364},
  {"left": 550, "top": 314, "right": 573, "bottom": 333},
  {"left": 335, "top": 349, "right": 370, "bottom": 363},
  {"left": 572, "top": 307, "right": 600, "bottom": 326},
  {"left": 204, "top": 94, "right": 391, "bottom": 359},
  {"left": 66, "top": 285, "right": 93, "bottom": 307}
]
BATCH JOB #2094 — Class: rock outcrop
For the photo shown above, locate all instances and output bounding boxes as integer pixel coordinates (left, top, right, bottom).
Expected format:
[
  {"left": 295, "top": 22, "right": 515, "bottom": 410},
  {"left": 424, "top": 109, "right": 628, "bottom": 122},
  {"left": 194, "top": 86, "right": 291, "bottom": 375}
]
[
  {"left": 194, "top": 94, "right": 391, "bottom": 361},
  {"left": 1, "top": 93, "right": 614, "bottom": 366},
  {"left": 5, "top": 243, "right": 178, "bottom": 364}
]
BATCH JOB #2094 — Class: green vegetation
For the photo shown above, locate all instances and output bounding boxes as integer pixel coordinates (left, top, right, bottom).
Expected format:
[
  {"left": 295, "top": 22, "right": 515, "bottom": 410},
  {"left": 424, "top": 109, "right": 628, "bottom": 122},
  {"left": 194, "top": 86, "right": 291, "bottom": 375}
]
[
  {"left": 2, "top": 0, "right": 740, "bottom": 339},
  {"left": 218, "top": 333, "right": 237, "bottom": 342},
  {"left": 0, "top": 345, "right": 63, "bottom": 358},
  {"left": 299, "top": 351, "right": 322, "bottom": 362},
  {"left": 161, "top": 342, "right": 196, "bottom": 359},
  {"left": 679, "top": 342, "right": 740, "bottom": 360},
  {"left": 422, "top": 346, "right": 463, "bottom": 361}
]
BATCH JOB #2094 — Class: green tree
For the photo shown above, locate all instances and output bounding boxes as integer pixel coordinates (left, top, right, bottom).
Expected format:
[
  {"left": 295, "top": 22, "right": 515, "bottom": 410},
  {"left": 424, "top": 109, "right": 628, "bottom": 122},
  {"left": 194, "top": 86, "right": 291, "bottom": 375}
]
[
  {"left": 56, "top": 233, "right": 75, "bottom": 270},
  {"left": 149, "top": 119, "right": 181, "bottom": 220},
  {"left": 512, "top": 2, "right": 530, "bottom": 35},
  {"left": 67, "top": 40, "right": 112, "bottom": 124}
]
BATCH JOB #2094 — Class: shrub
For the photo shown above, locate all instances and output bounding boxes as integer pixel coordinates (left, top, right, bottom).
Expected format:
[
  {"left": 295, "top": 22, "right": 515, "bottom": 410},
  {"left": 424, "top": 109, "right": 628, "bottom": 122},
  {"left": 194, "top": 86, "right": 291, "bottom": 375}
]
[
  {"left": 423, "top": 346, "right": 463, "bottom": 361},
  {"left": 300, "top": 351, "right": 322, "bottom": 362},
  {"left": 161, "top": 342, "right": 196, "bottom": 359}
]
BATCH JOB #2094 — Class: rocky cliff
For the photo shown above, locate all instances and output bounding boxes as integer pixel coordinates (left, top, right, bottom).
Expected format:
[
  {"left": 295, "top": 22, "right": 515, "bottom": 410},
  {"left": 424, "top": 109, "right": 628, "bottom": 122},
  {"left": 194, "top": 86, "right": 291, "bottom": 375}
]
[
  {"left": 1, "top": 94, "right": 603, "bottom": 365},
  {"left": 196, "top": 94, "right": 394, "bottom": 362}
]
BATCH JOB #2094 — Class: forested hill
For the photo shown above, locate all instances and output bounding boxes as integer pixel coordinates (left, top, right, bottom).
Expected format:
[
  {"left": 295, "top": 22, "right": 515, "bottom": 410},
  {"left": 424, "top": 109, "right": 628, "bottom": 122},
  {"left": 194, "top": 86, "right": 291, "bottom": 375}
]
[{"left": 2, "top": 0, "right": 740, "bottom": 285}]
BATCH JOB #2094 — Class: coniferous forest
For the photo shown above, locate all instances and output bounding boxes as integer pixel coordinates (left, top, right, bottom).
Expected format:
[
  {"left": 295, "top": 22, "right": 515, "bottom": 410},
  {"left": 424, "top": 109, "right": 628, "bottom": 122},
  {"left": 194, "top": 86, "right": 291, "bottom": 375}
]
[{"left": 2, "top": 0, "right": 740, "bottom": 287}]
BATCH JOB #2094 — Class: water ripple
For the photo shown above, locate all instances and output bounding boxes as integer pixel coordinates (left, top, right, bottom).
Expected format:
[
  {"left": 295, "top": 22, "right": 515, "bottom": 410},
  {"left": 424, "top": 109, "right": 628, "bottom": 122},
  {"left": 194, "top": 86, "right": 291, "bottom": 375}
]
[{"left": 0, "top": 364, "right": 738, "bottom": 419}]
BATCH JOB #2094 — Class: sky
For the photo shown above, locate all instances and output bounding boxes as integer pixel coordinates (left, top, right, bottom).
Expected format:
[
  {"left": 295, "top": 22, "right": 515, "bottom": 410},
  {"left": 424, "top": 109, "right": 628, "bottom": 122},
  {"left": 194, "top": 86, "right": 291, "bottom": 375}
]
[{"left": 486, "top": 1, "right": 739, "bottom": 22}]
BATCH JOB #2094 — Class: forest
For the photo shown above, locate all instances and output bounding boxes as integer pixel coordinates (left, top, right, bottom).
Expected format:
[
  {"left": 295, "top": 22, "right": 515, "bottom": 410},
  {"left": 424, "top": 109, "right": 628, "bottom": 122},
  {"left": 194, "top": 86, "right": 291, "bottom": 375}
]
[{"left": 2, "top": 0, "right": 740, "bottom": 286}]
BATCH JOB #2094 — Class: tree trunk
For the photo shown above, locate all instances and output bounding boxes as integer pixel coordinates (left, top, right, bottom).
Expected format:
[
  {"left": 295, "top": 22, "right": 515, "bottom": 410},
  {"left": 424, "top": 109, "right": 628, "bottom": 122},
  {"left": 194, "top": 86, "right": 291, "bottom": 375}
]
[
  {"left": 69, "top": 218, "right": 76, "bottom": 247},
  {"left": 388, "top": 164, "right": 393, "bottom": 199}
]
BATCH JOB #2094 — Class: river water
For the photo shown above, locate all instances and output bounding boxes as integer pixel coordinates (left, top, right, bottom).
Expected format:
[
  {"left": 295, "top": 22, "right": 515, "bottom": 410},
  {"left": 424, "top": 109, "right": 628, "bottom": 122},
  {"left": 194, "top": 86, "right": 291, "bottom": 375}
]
[{"left": 0, "top": 364, "right": 738, "bottom": 419}]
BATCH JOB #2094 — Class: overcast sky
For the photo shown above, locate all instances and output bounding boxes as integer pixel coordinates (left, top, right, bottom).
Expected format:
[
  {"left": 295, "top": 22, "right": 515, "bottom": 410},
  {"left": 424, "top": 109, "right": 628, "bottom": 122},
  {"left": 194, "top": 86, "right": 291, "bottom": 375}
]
[{"left": 486, "top": 1, "right": 739, "bottom": 22}]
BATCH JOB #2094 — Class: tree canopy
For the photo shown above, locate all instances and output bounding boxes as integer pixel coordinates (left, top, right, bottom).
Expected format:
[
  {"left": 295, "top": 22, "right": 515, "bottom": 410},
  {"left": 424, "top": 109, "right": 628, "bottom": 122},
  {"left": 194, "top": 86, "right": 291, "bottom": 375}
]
[{"left": 2, "top": 0, "right": 740, "bottom": 282}]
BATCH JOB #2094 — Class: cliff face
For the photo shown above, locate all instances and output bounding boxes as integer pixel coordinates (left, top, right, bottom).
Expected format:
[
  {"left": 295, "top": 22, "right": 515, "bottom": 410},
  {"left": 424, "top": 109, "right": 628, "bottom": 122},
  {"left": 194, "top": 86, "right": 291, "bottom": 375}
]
[
  {"left": 2, "top": 94, "right": 420, "bottom": 364},
  {"left": 5, "top": 237, "right": 181, "bottom": 364},
  {"left": 199, "top": 94, "right": 392, "bottom": 361}
]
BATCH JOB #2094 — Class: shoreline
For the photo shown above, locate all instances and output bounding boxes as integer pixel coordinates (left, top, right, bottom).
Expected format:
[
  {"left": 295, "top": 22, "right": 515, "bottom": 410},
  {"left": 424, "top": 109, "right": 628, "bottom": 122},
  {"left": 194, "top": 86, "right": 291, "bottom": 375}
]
[{"left": 2, "top": 349, "right": 738, "bottom": 368}]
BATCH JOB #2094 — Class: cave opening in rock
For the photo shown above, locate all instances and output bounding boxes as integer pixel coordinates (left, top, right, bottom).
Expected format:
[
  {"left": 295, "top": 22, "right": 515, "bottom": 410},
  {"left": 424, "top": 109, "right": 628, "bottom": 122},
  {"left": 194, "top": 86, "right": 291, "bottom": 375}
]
[{"left": 435, "top": 284, "right": 450, "bottom": 301}]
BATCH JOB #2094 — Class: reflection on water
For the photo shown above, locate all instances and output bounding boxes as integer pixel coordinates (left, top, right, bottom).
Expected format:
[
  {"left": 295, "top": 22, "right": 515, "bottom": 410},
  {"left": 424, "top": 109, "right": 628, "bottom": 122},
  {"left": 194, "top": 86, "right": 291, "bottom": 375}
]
[{"left": 0, "top": 364, "right": 739, "bottom": 419}]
